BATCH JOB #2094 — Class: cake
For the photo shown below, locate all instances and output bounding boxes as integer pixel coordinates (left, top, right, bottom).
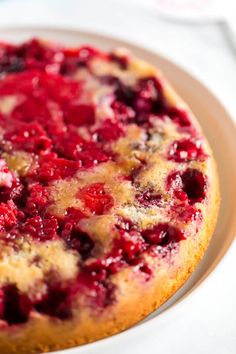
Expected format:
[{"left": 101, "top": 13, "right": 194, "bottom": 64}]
[{"left": 0, "top": 39, "right": 220, "bottom": 353}]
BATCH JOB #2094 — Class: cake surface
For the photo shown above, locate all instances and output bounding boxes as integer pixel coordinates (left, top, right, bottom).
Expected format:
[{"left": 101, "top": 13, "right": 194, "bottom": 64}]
[{"left": 0, "top": 39, "right": 220, "bottom": 354}]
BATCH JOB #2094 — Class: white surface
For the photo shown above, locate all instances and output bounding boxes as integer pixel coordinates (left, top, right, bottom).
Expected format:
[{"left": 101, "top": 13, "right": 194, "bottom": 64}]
[{"left": 0, "top": 2, "right": 235, "bottom": 354}]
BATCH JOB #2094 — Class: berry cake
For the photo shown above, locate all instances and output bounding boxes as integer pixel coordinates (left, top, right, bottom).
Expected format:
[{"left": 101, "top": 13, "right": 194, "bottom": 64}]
[{"left": 0, "top": 39, "right": 220, "bottom": 353}]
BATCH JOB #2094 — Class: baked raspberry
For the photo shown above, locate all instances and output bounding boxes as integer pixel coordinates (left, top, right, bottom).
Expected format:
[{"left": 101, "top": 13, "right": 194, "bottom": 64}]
[
  {"left": 53, "top": 131, "right": 109, "bottom": 167},
  {"left": 4, "top": 122, "right": 52, "bottom": 154},
  {"left": 36, "top": 154, "right": 80, "bottom": 183},
  {"left": 0, "top": 201, "right": 18, "bottom": 231},
  {"left": 142, "top": 223, "right": 185, "bottom": 246},
  {"left": 79, "top": 183, "right": 114, "bottom": 215},
  {"left": 111, "top": 100, "right": 135, "bottom": 122},
  {"left": 35, "top": 285, "right": 70, "bottom": 320},
  {"left": 0, "top": 285, "right": 32, "bottom": 325},
  {"left": 167, "top": 169, "right": 207, "bottom": 204},
  {"left": 25, "top": 183, "right": 49, "bottom": 216},
  {"left": 21, "top": 215, "right": 58, "bottom": 241},
  {"left": 64, "top": 104, "right": 95, "bottom": 126},
  {"left": 94, "top": 119, "right": 125, "bottom": 142},
  {"left": 168, "top": 138, "right": 206, "bottom": 162}
]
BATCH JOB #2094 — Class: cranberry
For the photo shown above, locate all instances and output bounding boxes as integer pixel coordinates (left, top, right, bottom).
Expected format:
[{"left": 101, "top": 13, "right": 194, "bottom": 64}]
[
  {"left": 79, "top": 183, "right": 114, "bottom": 215},
  {"left": 142, "top": 223, "right": 185, "bottom": 246},
  {"left": 168, "top": 138, "right": 206, "bottom": 162}
]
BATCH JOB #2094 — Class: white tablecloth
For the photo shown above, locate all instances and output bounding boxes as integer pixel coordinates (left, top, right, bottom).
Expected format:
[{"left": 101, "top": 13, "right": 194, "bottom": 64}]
[{"left": 0, "top": 1, "right": 235, "bottom": 353}]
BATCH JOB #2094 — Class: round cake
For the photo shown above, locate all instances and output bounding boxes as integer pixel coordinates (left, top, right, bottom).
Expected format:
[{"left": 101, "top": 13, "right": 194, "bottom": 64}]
[{"left": 0, "top": 39, "right": 220, "bottom": 354}]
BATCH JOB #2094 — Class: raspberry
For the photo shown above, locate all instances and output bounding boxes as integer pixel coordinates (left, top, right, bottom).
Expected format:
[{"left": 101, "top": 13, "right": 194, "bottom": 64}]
[
  {"left": 25, "top": 183, "right": 49, "bottom": 216},
  {"left": 0, "top": 200, "right": 18, "bottom": 231},
  {"left": 167, "top": 107, "right": 191, "bottom": 128},
  {"left": 64, "top": 104, "right": 95, "bottom": 126},
  {"left": 167, "top": 169, "right": 207, "bottom": 204},
  {"left": 35, "top": 285, "right": 70, "bottom": 319},
  {"left": 0, "top": 285, "right": 32, "bottom": 325},
  {"left": 133, "top": 77, "right": 164, "bottom": 114},
  {"left": 168, "top": 138, "right": 206, "bottom": 162},
  {"left": 79, "top": 183, "right": 114, "bottom": 215},
  {"left": 94, "top": 119, "right": 124, "bottom": 142},
  {"left": 21, "top": 215, "right": 58, "bottom": 241},
  {"left": 4, "top": 122, "right": 52, "bottom": 154},
  {"left": 181, "top": 169, "right": 207, "bottom": 204},
  {"left": 142, "top": 223, "right": 185, "bottom": 246},
  {"left": 36, "top": 154, "right": 80, "bottom": 183},
  {"left": 66, "top": 226, "right": 94, "bottom": 259},
  {"left": 111, "top": 100, "right": 135, "bottom": 122},
  {"left": 53, "top": 131, "right": 110, "bottom": 167}
]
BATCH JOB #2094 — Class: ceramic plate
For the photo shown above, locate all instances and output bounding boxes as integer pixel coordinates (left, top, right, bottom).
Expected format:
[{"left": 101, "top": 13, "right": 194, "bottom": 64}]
[{"left": 0, "top": 26, "right": 235, "bottom": 354}]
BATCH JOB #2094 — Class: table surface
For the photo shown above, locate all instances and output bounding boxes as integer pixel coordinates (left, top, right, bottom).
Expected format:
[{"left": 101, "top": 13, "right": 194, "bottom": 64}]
[{"left": 0, "top": 1, "right": 235, "bottom": 353}]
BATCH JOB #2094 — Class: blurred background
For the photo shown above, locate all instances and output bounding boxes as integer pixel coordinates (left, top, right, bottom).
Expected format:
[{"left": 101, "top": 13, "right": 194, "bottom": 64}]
[{"left": 0, "top": 1, "right": 235, "bottom": 353}]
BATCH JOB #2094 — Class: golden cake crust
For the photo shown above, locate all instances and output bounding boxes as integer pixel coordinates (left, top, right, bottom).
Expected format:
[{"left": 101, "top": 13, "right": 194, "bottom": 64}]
[{"left": 0, "top": 42, "right": 220, "bottom": 354}]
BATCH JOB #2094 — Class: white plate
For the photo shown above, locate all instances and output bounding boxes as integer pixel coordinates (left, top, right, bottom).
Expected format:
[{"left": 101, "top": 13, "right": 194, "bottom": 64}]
[{"left": 0, "top": 26, "right": 235, "bottom": 354}]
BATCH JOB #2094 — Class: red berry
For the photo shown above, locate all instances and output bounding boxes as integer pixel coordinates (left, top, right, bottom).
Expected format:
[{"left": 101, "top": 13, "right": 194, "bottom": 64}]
[
  {"left": 168, "top": 138, "right": 206, "bottom": 162},
  {"left": 21, "top": 215, "right": 58, "bottom": 241},
  {"left": 64, "top": 104, "right": 95, "bottom": 126},
  {"left": 167, "top": 169, "right": 207, "bottom": 204},
  {"left": 111, "top": 100, "right": 135, "bottom": 122},
  {"left": 0, "top": 200, "right": 17, "bottom": 231},
  {"left": 142, "top": 223, "right": 185, "bottom": 246},
  {"left": 4, "top": 122, "right": 51, "bottom": 154},
  {"left": 36, "top": 154, "right": 80, "bottom": 183},
  {"left": 94, "top": 119, "right": 124, "bottom": 142},
  {"left": 79, "top": 183, "right": 114, "bottom": 215},
  {"left": 25, "top": 183, "right": 49, "bottom": 216}
]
